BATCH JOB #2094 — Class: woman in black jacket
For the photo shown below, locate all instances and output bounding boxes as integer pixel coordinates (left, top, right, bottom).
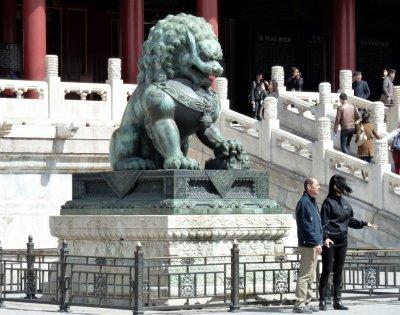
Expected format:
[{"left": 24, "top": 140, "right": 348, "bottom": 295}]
[{"left": 318, "top": 175, "right": 378, "bottom": 311}]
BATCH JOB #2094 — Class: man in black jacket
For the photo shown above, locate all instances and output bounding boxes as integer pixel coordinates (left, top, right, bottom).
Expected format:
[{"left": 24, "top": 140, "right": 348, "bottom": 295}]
[
  {"left": 352, "top": 71, "right": 370, "bottom": 99},
  {"left": 287, "top": 67, "right": 304, "bottom": 91},
  {"left": 293, "top": 178, "right": 322, "bottom": 314}
]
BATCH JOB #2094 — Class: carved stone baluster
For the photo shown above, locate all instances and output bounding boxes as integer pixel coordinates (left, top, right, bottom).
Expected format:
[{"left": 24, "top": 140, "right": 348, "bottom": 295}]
[
  {"left": 372, "top": 101, "right": 386, "bottom": 134},
  {"left": 80, "top": 91, "right": 88, "bottom": 100},
  {"left": 271, "top": 66, "right": 285, "bottom": 91},
  {"left": 339, "top": 70, "right": 353, "bottom": 95},
  {"left": 317, "top": 82, "right": 332, "bottom": 118},
  {"left": 215, "top": 77, "right": 228, "bottom": 100},
  {"left": 16, "top": 89, "right": 24, "bottom": 99}
]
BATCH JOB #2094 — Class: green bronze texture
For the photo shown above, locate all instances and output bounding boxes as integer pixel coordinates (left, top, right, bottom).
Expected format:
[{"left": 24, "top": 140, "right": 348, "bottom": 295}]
[
  {"left": 109, "top": 13, "right": 250, "bottom": 170},
  {"left": 61, "top": 171, "right": 281, "bottom": 215}
]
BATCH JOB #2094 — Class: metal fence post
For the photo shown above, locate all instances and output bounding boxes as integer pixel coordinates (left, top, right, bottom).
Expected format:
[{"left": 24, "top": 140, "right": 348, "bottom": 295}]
[
  {"left": 0, "top": 241, "right": 4, "bottom": 308},
  {"left": 25, "top": 235, "right": 37, "bottom": 299},
  {"left": 229, "top": 239, "right": 240, "bottom": 312},
  {"left": 133, "top": 242, "right": 144, "bottom": 315},
  {"left": 58, "top": 240, "right": 70, "bottom": 312}
]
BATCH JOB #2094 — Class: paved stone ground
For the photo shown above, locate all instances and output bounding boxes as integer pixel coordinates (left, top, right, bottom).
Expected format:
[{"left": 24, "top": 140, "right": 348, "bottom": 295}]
[{"left": 0, "top": 297, "right": 399, "bottom": 315}]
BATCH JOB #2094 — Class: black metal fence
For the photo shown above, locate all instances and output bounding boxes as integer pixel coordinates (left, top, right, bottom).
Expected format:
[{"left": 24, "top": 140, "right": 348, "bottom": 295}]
[{"left": 0, "top": 237, "right": 399, "bottom": 313}]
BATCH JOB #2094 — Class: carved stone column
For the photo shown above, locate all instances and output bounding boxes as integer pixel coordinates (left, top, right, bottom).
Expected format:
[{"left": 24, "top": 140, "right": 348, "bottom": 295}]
[
  {"left": 271, "top": 66, "right": 285, "bottom": 91},
  {"left": 372, "top": 101, "right": 386, "bottom": 134},
  {"left": 316, "top": 82, "right": 332, "bottom": 118},
  {"left": 107, "top": 58, "right": 125, "bottom": 122},
  {"left": 313, "top": 117, "right": 333, "bottom": 185},
  {"left": 260, "top": 97, "right": 279, "bottom": 161},
  {"left": 46, "top": 55, "right": 60, "bottom": 119},
  {"left": 215, "top": 77, "right": 229, "bottom": 111},
  {"left": 46, "top": 55, "right": 59, "bottom": 79},
  {"left": 339, "top": 70, "right": 353, "bottom": 95},
  {"left": 108, "top": 58, "right": 121, "bottom": 81}
]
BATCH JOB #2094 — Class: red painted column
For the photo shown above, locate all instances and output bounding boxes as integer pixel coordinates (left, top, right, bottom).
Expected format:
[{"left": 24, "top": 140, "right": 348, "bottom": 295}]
[
  {"left": 23, "top": 0, "right": 46, "bottom": 80},
  {"left": 197, "top": 0, "right": 219, "bottom": 37},
  {"left": 333, "top": 0, "right": 356, "bottom": 87},
  {"left": 0, "top": 0, "right": 17, "bottom": 44},
  {"left": 121, "top": 0, "right": 144, "bottom": 83}
]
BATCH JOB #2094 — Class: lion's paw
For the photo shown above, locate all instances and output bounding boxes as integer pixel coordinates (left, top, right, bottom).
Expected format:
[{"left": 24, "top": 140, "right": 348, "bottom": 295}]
[{"left": 164, "top": 157, "right": 200, "bottom": 170}]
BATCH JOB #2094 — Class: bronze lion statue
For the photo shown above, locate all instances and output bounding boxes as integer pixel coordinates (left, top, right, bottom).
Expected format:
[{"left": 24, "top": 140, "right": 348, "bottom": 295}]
[{"left": 109, "top": 13, "right": 249, "bottom": 170}]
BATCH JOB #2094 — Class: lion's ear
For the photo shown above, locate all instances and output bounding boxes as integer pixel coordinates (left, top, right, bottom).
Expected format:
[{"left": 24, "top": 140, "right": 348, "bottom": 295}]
[{"left": 186, "top": 30, "right": 197, "bottom": 57}]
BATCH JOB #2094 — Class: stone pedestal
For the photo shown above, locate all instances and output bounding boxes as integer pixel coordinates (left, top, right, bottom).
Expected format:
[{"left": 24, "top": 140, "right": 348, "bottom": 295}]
[
  {"left": 50, "top": 214, "right": 292, "bottom": 258},
  {"left": 50, "top": 170, "right": 292, "bottom": 257}
]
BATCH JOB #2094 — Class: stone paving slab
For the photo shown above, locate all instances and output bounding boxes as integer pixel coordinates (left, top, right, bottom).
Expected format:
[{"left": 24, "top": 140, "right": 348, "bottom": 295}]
[{"left": 0, "top": 297, "right": 399, "bottom": 315}]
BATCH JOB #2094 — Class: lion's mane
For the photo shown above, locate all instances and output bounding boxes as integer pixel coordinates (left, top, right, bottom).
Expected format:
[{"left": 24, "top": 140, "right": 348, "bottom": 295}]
[{"left": 137, "top": 13, "right": 221, "bottom": 85}]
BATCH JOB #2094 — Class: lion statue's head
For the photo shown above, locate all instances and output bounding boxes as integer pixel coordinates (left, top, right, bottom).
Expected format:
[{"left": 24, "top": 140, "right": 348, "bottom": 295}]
[{"left": 137, "top": 13, "right": 224, "bottom": 89}]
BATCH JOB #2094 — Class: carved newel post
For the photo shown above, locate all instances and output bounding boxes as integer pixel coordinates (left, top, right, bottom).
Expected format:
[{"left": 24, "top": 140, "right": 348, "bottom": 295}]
[
  {"left": 313, "top": 117, "right": 333, "bottom": 185},
  {"left": 372, "top": 101, "right": 386, "bottom": 134},
  {"left": 339, "top": 70, "right": 353, "bottom": 95},
  {"left": 316, "top": 82, "right": 333, "bottom": 118},
  {"left": 107, "top": 58, "right": 125, "bottom": 122},
  {"left": 215, "top": 77, "right": 229, "bottom": 110},
  {"left": 389, "top": 86, "right": 400, "bottom": 131},
  {"left": 271, "top": 66, "right": 285, "bottom": 91},
  {"left": 372, "top": 139, "right": 391, "bottom": 209},
  {"left": 260, "top": 97, "right": 279, "bottom": 161},
  {"left": 46, "top": 55, "right": 61, "bottom": 117}
]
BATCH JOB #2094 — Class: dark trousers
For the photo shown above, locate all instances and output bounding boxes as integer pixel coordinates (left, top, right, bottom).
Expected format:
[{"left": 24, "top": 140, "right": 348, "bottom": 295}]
[
  {"left": 319, "top": 240, "right": 348, "bottom": 301},
  {"left": 254, "top": 100, "right": 263, "bottom": 120},
  {"left": 340, "top": 128, "right": 355, "bottom": 154}
]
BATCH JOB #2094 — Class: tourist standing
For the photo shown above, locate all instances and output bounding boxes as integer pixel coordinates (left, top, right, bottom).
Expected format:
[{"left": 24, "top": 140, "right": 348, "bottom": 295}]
[
  {"left": 334, "top": 93, "right": 360, "bottom": 155},
  {"left": 249, "top": 72, "right": 266, "bottom": 120},
  {"left": 287, "top": 67, "right": 304, "bottom": 91},
  {"left": 318, "top": 175, "right": 378, "bottom": 311},
  {"left": 352, "top": 71, "right": 370, "bottom": 99},
  {"left": 380, "top": 69, "right": 396, "bottom": 105},
  {"left": 293, "top": 178, "right": 322, "bottom": 314},
  {"left": 355, "top": 112, "right": 380, "bottom": 179}
]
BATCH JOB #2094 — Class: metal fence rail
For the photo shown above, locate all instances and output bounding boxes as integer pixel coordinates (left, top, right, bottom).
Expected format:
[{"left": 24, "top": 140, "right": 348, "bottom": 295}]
[{"left": 0, "top": 237, "right": 399, "bottom": 314}]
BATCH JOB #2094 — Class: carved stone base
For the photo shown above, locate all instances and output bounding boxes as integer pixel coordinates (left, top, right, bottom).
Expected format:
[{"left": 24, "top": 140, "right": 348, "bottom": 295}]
[{"left": 50, "top": 214, "right": 292, "bottom": 258}]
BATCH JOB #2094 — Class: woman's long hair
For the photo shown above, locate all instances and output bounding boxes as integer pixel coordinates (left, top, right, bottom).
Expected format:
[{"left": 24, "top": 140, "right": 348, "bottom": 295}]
[{"left": 328, "top": 175, "right": 353, "bottom": 196}]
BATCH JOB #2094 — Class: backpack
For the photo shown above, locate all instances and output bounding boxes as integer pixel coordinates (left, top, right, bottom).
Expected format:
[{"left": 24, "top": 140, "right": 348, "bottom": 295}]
[
  {"left": 355, "top": 123, "right": 367, "bottom": 147},
  {"left": 392, "top": 131, "right": 400, "bottom": 152}
]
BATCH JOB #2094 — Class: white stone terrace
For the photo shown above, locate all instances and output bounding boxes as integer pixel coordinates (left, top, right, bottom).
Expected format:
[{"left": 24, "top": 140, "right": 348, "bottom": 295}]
[{"left": 0, "top": 57, "right": 399, "bottom": 248}]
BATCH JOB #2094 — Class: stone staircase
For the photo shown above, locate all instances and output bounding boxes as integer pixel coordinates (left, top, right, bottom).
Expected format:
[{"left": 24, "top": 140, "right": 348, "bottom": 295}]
[{"left": 1, "top": 60, "right": 399, "bottom": 250}]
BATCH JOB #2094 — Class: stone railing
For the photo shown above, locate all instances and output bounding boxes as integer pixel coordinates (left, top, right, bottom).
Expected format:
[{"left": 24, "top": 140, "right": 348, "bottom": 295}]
[
  {"left": 0, "top": 55, "right": 136, "bottom": 126},
  {"left": 219, "top": 96, "right": 398, "bottom": 213}
]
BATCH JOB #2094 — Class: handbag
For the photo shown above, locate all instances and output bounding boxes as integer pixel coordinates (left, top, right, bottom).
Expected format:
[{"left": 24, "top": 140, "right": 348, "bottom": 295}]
[{"left": 355, "top": 123, "right": 367, "bottom": 146}]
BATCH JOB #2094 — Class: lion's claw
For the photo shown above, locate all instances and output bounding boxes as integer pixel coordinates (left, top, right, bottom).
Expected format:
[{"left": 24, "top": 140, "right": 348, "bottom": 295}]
[{"left": 164, "top": 156, "right": 199, "bottom": 170}]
